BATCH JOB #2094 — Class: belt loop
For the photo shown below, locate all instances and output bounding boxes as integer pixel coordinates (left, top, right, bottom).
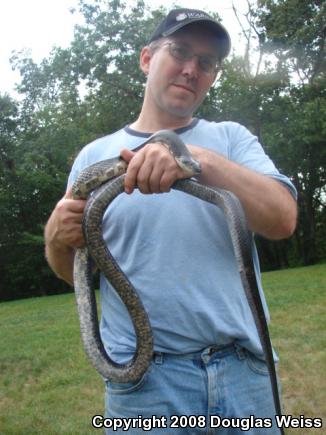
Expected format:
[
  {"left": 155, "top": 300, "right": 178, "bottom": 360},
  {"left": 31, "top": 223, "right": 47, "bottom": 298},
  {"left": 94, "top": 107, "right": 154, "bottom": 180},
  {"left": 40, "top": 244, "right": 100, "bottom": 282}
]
[
  {"left": 234, "top": 344, "right": 246, "bottom": 360},
  {"left": 154, "top": 352, "right": 164, "bottom": 365}
]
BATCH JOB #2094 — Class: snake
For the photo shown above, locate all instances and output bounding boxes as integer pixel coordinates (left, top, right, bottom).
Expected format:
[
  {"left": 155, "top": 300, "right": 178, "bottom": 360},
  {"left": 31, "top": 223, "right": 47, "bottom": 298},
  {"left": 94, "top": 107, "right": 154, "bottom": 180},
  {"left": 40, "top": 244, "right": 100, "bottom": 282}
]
[{"left": 72, "top": 130, "right": 283, "bottom": 431}]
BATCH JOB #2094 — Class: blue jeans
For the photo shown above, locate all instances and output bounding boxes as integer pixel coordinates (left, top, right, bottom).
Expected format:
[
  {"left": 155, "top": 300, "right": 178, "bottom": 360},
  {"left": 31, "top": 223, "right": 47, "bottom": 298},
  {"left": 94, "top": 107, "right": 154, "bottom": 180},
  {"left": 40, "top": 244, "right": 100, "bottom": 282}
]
[{"left": 104, "top": 344, "right": 282, "bottom": 434}]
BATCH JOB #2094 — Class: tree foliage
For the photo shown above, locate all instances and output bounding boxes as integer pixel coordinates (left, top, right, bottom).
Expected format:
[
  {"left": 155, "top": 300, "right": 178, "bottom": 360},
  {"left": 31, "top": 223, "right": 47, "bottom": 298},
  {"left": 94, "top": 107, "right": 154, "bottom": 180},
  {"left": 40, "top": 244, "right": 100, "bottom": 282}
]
[{"left": 0, "top": 0, "right": 325, "bottom": 300}]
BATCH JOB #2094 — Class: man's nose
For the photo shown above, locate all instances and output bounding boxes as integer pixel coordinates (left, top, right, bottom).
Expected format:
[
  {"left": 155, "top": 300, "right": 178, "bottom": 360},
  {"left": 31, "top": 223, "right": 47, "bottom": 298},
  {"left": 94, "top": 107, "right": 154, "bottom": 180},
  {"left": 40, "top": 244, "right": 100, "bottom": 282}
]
[{"left": 180, "top": 57, "right": 199, "bottom": 78}]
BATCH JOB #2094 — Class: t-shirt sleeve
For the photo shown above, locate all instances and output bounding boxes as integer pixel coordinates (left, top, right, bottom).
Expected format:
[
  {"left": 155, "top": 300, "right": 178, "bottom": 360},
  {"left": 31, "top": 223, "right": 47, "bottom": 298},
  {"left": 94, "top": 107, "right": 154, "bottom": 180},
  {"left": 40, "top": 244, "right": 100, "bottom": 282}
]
[
  {"left": 228, "top": 122, "right": 297, "bottom": 200},
  {"left": 67, "top": 146, "right": 91, "bottom": 189}
]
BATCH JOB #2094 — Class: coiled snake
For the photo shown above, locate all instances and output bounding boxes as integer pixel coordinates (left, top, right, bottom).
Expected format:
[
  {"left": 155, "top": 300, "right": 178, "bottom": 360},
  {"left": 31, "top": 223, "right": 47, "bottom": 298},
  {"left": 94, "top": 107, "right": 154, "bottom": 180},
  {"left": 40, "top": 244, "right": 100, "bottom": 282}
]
[{"left": 72, "top": 130, "right": 283, "bottom": 431}]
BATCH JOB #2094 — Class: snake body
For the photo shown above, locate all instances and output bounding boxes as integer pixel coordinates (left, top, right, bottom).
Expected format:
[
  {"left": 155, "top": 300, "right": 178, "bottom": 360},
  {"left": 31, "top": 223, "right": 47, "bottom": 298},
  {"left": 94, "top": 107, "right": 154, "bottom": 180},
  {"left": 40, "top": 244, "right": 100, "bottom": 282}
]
[{"left": 72, "top": 130, "right": 283, "bottom": 431}]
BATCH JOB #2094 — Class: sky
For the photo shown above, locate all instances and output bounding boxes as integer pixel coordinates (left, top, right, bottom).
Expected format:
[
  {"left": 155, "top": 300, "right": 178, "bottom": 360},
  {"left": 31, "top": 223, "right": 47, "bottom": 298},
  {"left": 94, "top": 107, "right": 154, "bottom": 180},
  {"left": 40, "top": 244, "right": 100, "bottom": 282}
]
[{"left": 0, "top": 0, "right": 248, "bottom": 96}]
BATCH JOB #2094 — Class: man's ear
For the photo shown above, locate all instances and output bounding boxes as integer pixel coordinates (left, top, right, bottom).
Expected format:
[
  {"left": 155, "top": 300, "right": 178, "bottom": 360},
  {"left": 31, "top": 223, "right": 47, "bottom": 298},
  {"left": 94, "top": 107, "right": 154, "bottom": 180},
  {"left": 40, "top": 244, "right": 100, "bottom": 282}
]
[{"left": 139, "top": 46, "right": 152, "bottom": 76}]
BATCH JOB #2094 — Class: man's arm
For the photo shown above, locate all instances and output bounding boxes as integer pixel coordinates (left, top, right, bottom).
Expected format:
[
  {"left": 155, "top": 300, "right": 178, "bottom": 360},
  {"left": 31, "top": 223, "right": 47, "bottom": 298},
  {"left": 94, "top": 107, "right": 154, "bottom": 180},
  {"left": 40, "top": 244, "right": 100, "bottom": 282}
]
[
  {"left": 44, "top": 189, "right": 86, "bottom": 286},
  {"left": 191, "top": 146, "right": 297, "bottom": 240},
  {"left": 121, "top": 143, "right": 297, "bottom": 241},
  {"left": 45, "top": 141, "right": 296, "bottom": 284}
]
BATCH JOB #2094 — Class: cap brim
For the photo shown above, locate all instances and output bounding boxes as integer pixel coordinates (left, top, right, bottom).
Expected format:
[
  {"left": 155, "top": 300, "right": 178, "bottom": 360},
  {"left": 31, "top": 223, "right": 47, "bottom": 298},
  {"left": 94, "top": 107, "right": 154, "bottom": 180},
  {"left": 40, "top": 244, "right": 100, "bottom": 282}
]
[{"left": 162, "top": 18, "right": 231, "bottom": 58}]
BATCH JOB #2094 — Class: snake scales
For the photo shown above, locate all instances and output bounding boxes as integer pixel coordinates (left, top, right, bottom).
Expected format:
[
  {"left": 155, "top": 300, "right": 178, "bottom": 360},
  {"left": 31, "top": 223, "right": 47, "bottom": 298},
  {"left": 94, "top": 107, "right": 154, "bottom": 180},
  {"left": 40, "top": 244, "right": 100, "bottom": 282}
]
[{"left": 72, "top": 130, "right": 283, "bottom": 431}]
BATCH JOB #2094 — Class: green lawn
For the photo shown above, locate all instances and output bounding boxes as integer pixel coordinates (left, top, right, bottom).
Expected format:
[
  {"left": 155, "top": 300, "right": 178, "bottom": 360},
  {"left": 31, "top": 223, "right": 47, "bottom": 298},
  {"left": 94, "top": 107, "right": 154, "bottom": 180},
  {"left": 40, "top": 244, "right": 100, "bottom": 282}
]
[
  {"left": 0, "top": 264, "right": 325, "bottom": 434},
  {"left": 262, "top": 264, "right": 326, "bottom": 433}
]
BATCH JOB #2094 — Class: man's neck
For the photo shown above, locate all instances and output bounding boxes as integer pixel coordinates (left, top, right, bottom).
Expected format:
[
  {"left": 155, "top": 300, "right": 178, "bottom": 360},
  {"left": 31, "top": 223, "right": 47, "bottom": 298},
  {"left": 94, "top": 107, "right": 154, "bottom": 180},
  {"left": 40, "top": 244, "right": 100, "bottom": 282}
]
[{"left": 129, "top": 111, "right": 194, "bottom": 133}]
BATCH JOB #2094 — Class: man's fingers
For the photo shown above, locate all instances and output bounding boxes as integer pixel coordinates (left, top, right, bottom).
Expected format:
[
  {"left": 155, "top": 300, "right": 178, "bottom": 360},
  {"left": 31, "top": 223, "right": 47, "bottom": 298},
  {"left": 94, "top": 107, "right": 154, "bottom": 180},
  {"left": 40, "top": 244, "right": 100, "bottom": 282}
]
[
  {"left": 120, "top": 148, "right": 135, "bottom": 163},
  {"left": 121, "top": 143, "right": 186, "bottom": 194},
  {"left": 57, "top": 197, "right": 86, "bottom": 215},
  {"left": 148, "top": 166, "right": 166, "bottom": 193},
  {"left": 136, "top": 163, "right": 155, "bottom": 194},
  {"left": 64, "top": 187, "right": 73, "bottom": 199},
  {"left": 124, "top": 151, "right": 145, "bottom": 194},
  {"left": 64, "top": 187, "right": 87, "bottom": 212}
]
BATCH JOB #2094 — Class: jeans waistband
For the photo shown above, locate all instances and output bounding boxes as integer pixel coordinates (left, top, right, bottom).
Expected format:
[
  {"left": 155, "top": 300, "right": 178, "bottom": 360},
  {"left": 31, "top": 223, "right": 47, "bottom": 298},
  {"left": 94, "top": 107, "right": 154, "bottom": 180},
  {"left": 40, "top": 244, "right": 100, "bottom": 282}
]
[{"left": 153, "top": 342, "right": 246, "bottom": 364}]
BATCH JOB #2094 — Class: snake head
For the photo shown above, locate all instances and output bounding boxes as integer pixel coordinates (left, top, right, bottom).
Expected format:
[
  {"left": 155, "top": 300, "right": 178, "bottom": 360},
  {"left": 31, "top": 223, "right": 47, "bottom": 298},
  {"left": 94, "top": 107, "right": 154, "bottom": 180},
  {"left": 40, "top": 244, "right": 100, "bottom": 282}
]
[
  {"left": 149, "top": 130, "right": 202, "bottom": 177},
  {"left": 176, "top": 155, "right": 201, "bottom": 176}
]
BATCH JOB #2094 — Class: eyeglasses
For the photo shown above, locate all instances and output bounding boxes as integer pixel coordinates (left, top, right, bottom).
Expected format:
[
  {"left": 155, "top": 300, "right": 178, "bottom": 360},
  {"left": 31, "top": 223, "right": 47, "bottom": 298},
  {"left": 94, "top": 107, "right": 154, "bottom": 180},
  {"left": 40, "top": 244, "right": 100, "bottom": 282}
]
[{"left": 163, "top": 42, "right": 222, "bottom": 76}]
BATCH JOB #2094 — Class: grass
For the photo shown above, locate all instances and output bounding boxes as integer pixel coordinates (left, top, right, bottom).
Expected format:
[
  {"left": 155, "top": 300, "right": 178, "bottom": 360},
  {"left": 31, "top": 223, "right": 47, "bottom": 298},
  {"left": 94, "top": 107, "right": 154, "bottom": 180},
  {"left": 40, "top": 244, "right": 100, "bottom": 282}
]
[
  {"left": 0, "top": 293, "right": 103, "bottom": 434},
  {"left": 262, "top": 264, "right": 326, "bottom": 433},
  {"left": 0, "top": 264, "right": 325, "bottom": 434}
]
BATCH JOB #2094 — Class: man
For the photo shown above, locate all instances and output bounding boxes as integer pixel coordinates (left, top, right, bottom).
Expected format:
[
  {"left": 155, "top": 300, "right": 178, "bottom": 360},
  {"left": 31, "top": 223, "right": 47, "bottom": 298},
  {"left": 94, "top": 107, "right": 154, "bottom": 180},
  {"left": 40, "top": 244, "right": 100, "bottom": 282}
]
[{"left": 45, "top": 8, "right": 297, "bottom": 434}]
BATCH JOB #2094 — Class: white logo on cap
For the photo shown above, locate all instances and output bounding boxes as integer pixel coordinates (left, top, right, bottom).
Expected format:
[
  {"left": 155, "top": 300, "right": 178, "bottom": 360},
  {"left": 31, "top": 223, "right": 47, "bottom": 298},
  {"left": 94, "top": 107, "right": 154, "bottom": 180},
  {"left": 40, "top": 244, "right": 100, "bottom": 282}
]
[{"left": 176, "top": 13, "right": 188, "bottom": 21}]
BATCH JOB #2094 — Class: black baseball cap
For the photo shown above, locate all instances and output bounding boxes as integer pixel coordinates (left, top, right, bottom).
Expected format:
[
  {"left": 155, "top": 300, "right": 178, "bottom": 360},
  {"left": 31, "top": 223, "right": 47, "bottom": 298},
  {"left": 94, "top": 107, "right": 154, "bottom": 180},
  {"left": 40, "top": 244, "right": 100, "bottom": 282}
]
[{"left": 148, "top": 8, "right": 231, "bottom": 59}]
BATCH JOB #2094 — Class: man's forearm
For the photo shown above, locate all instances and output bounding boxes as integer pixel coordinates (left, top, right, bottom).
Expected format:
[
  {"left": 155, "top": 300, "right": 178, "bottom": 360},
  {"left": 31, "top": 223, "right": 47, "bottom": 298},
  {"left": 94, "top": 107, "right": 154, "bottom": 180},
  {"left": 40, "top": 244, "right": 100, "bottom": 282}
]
[
  {"left": 194, "top": 147, "right": 297, "bottom": 240},
  {"left": 45, "top": 241, "right": 75, "bottom": 286}
]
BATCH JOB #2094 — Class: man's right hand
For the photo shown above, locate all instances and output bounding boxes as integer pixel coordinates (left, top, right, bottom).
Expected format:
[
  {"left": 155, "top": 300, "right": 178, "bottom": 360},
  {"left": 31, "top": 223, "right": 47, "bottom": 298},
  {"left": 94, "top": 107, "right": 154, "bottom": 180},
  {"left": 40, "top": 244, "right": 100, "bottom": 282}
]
[
  {"left": 45, "top": 188, "right": 87, "bottom": 250},
  {"left": 44, "top": 187, "right": 87, "bottom": 285}
]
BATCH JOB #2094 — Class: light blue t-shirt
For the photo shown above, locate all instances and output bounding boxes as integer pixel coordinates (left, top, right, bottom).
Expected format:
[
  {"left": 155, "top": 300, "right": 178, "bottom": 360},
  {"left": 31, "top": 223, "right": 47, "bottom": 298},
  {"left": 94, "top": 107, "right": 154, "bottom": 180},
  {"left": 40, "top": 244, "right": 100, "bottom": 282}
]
[{"left": 68, "top": 118, "right": 296, "bottom": 362}]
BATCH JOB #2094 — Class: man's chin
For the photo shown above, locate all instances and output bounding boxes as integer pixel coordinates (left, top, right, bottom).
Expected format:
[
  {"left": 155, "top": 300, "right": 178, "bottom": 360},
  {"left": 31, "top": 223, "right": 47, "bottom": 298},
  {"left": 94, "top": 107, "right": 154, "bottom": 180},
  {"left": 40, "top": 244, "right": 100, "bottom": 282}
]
[{"left": 164, "top": 102, "right": 198, "bottom": 119}]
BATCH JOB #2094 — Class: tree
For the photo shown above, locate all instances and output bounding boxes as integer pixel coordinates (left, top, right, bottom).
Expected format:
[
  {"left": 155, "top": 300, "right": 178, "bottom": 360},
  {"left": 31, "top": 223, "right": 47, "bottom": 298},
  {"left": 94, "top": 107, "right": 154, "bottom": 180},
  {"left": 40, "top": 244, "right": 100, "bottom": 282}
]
[
  {"left": 1, "top": 0, "right": 325, "bottom": 299},
  {"left": 1, "top": 0, "right": 168, "bottom": 299},
  {"left": 256, "top": 0, "right": 326, "bottom": 265}
]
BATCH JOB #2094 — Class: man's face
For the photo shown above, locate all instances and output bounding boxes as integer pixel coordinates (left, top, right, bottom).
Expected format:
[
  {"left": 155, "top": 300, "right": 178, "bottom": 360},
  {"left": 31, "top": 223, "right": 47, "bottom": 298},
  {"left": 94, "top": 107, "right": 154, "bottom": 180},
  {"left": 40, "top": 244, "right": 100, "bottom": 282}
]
[{"left": 142, "top": 27, "right": 221, "bottom": 119}]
